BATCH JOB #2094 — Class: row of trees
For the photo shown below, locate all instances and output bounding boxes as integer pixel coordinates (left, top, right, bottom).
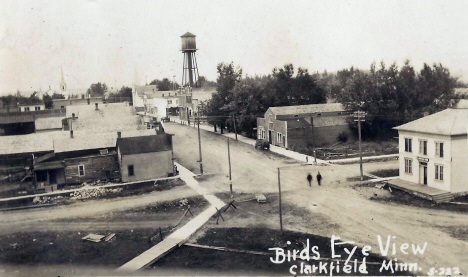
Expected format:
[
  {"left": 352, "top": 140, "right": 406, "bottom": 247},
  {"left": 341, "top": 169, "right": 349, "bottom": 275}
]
[
  {"left": 205, "top": 61, "right": 459, "bottom": 139},
  {"left": 205, "top": 63, "right": 327, "bottom": 137}
]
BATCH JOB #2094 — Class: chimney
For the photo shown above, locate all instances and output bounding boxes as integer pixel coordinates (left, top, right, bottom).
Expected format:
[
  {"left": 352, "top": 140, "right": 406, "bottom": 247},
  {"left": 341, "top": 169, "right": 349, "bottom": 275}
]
[
  {"left": 117, "top": 131, "right": 121, "bottom": 139},
  {"left": 70, "top": 130, "right": 74, "bottom": 138},
  {"left": 72, "top": 113, "right": 75, "bottom": 119},
  {"left": 95, "top": 103, "right": 99, "bottom": 110}
]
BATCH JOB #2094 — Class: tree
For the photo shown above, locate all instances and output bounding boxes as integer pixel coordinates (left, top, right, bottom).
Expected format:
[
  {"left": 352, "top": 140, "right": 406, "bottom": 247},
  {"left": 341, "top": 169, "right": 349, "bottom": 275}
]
[
  {"left": 198, "top": 76, "right": 217, "bottom": 88},
  {"left": 206, "top": 62, "right": 243, "bottom": 134},
  {"left": 87, "top": 82, "right": 108, "bottom": 97}
]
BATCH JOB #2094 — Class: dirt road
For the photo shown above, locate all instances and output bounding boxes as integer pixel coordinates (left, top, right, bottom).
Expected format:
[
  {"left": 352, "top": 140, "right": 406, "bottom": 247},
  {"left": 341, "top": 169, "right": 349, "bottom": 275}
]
[
  {"left": 166, "top": 122, "right": 468, "bottom": 274},
  {"left": 0, "top": 185, "right": 198, "bottom": 235}
]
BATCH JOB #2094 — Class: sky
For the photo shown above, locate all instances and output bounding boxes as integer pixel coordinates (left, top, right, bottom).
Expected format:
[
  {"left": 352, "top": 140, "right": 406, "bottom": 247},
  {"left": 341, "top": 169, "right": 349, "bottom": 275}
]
[{"left": 1, "top": 0, "right": 468, "bottom": 95}]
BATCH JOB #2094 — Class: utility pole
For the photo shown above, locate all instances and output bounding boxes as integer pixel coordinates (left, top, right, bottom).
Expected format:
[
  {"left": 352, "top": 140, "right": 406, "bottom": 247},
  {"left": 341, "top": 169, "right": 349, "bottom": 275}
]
[
  {"left": 277, "top": 167, "right": 283, "bottom": 233},
  {"left": 354, "top": 111, "right": 366, "bottom": 181},
  {"left": 232, "top": 113, "right": 238, "bottom": 140},
  {"left": 197, "top": 114, "right": 204, "bottom": 175},
  {"left": 310, "top": 115, "right": 317, "bottom": 164},
  {"left": 227, "top": 138, "right": 232, "bottom": 198}
]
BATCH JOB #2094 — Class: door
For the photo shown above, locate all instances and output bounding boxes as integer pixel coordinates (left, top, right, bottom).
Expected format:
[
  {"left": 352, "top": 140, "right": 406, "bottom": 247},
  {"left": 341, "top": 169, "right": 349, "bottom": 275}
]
[
  {"left": 268, "top": 130, "right": 273, "bottom": 144},
  {"left": 420, "top": 163, "right": 427, "bottom": 185},
  {"left": 49, "top": 170, "right": 57, "bottom": 185}
]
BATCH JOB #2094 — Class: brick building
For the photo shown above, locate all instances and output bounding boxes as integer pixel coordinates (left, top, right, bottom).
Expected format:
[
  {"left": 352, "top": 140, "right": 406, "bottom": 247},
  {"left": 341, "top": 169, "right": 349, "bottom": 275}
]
[{"left": 257, "top": 103, "right": 353, "bottom": 150}]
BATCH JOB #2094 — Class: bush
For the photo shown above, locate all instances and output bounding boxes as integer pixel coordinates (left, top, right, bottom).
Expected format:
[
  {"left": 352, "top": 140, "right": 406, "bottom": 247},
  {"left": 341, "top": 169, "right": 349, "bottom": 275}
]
[{"left": 337, "top": 132, "right": 348, "bottom": 143}]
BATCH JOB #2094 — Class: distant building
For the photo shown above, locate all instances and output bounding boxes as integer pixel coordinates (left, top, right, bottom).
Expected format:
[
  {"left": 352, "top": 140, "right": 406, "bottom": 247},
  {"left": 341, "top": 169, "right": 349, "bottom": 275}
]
[
  {"left": 390, "top": 101, "right": 468, "bottom": 201},
  {"left": 52, "top": 97, "right": 102, "bottom": 109},
  {"left": 117, "top": 134, "right": 174, "bottom": 182},
  {"left": 18, "top": 103, "right": 45, "bottom": 112},
  {"left": 256, "top": 103, "right": 353, "bottom": 150}
]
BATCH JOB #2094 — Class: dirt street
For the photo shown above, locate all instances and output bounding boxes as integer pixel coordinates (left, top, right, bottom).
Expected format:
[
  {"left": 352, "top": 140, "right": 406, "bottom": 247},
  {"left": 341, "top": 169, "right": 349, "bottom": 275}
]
[{"left": 166, "top": 122, "right": 468, "bottom": 274}]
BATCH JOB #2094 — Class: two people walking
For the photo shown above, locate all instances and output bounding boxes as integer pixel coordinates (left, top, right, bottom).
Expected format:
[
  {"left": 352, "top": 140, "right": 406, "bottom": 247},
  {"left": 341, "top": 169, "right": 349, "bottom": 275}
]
[{"left": 307, "top": 171, "right": 322, "bottom": 187}]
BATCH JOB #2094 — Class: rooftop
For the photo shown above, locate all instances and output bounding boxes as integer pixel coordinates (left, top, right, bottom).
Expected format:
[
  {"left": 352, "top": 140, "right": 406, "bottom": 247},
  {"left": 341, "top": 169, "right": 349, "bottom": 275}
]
[
  {"left": 394, "top": 106, "right": 468, "bottom": 136},
  {"left": 269, "top": 103, "right": 345, "bottom": 116},
  {"left": 35, "top": 117, "right": 64, "bottom": 131},
  {"left": 66, "top": 103, "right": 139, "bottom": 133},
  {"left": 117, "top": 134, "right": 172, "bottom": 155}
]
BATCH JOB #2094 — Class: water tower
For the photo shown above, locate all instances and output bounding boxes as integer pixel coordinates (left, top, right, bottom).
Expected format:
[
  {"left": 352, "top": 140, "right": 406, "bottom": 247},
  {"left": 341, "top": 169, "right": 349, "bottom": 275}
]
[{"left": 181, "top": 32, "right": 200, "bottom": 88}]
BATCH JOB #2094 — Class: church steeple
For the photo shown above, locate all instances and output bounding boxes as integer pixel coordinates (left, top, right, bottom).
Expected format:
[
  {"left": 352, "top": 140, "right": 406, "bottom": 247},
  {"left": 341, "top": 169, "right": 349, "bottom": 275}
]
[{"left": 60, "top": 66, "right": 67, "bottom": 94}]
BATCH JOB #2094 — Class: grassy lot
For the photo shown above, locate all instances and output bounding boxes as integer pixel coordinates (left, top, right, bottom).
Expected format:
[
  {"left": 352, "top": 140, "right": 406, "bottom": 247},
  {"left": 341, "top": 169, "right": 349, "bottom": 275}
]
[
  {"left": 369, "top": 169, "right": 399, "bottom": 178},
  {"left": 151, "top": 227, "right": 407, "bottom": 276},
  {"left": 293, "top": 140, "right": 399, "bottom": 160},
  {"left": 0, "top": 195, "right": 208, "bottom": 272}
]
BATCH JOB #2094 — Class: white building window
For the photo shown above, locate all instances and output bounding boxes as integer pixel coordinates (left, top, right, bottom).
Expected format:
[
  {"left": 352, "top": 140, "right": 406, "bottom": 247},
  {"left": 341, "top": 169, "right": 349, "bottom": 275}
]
[
  {"left": 419, "top": 140, "right": 427, "bottom": 155},
  {"left": 277, "top": 132, "right": 282, "bottom": 143},
  {"left": 435, "top": 164, "right": 443, "bottom": 180},
  {"left": 435, "top": 142, "right": 444, "bottom": 157},
  {"left": 78, "top": 165, "right": 85, "bottom": 176},
  {"left": 168, "top": 100, "right": 172, "bottom": 104},
  {"left": 404, "top": 158, "right": 412, "bottom": 174},
  {"left": 404, "top": 138, "right": 412, "bottom": 153}
]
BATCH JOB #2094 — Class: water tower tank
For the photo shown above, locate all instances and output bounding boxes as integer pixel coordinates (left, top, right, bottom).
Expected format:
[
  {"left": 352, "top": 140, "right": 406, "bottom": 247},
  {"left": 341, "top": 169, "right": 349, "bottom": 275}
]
[{"left": 181, "top": 32, "right": 196, "bottom": 51}]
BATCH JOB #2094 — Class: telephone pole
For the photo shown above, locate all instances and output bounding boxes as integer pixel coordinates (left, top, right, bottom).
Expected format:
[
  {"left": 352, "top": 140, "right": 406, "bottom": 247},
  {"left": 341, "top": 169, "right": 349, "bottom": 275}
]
[
  {"left": 277, "top": 167, "right": 283, "bottom": 233},
  {"left": 227, "top": 138, "right": 232, "bottom": 198},
  {"left": 353, "top": 111, "right": 366, "bottom": 181},
  {"left": 310, "top": 114, "right": 317, "bottom": 164},
  {"left": 197, "top": 114, "right": 204, "bottom": 175},
  {"left": 232, "top": 113, "right": 238, "bottom": 140}
]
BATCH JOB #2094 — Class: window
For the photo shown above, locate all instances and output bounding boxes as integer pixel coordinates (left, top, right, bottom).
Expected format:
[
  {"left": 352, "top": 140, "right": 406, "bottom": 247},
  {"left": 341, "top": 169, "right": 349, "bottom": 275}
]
[
  {"left": 78, "top": 165, "right": 85, "bottom": 176},
  {"left": 277, "top": 132, "right": 282, "bottom": 143},
  {"left": 61, "top": 106, "right": 65, "bottom": 109},
  {"left": 404, "top": 138, "right": 412, "bottom": 152},
  {"left": 128, "top": 165, "right": 134, "bottom": 176},
  {"left": 162, "top": 94, "right": 164, "bottom": 97},
  {"left": 25, "top": 107, "right": 30, "bottom": 112},
  {"left": 404, "top": 158, "right": 412, "bottom": 174},
  {"left": 435, "top": 142, "right": 444, "bottom": 157},
  {"left": 293, "top": 115, "right": 299, "bottom": 118},
  {"left": 419, "top": 140, "right": 427, "bottom": 155},
  {"left": 168, "top": 100, "right": 172, "bottom": 104},
  {"left": 269, "top": 114, "right": 272, "bottom": 122},
  {"left": 175, "top": 100, "right": 178, "bottom": 104},
  {"left": 35, "top": 106, "right": 41, "bottom": 111},
  {"left": 435, "top": 165, "right": 443, "bottom": 180}
]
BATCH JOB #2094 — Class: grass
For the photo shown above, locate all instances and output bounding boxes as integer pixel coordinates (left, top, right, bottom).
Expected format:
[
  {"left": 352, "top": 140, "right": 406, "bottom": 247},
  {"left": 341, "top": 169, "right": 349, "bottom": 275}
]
[
  {"left": 369, "top": 169, "right": 399, "bottom": 178},
  {"left": 151, "top": 227, "right": 409, "bottom": 276}
]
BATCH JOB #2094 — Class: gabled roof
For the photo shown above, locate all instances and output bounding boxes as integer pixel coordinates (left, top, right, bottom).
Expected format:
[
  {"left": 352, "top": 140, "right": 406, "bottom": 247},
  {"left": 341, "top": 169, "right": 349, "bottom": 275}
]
[
  {"left": 117, "top": 134, "right": 172, "bottom": 155},
  {"left": 181, "top": 32, "right": 196, "bottom": 37},
  {"left": 394, "top": 108, "right": 468, "bottom": 136},
  {"left": 269, "top": 103, "right": 345, "bottom": 116}
]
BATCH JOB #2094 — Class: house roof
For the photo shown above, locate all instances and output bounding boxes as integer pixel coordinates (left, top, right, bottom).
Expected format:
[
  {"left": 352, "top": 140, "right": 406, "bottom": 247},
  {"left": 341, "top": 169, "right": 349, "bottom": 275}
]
[
  {"left": 54, "top": 130, "right": 156, "bottom": 153},
  {"left": 269, "top": 103, "right": 345, "bottom": 116},
  {"left": 117, "top": 134, "right": 172, "bottom": 155},
  {"left": 35, "top": 117, "right": 64, "bottom": 130},
  {"left": 181, "top": 32, "right": 196, "bottom": 37},
  {"left": 394, "top": 107, "right": 468, "bottom": 136}
]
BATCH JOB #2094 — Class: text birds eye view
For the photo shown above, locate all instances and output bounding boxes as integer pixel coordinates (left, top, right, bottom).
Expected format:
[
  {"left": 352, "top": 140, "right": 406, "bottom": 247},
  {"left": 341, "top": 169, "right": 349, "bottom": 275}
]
[{"left": 1, "top": 1, "right": 468, "bottom": 276}]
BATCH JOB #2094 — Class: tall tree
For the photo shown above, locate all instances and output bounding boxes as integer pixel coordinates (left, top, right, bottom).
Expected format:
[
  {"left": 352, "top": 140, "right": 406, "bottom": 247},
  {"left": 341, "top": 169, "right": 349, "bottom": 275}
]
[{"left": 87, "top": 82, "right": 108, "bottom": 97}]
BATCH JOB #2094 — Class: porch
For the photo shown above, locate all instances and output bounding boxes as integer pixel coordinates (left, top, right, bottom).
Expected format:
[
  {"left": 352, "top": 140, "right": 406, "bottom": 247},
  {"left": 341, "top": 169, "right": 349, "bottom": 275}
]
[{"left": 387, "top": 178, "right": 454, "bottom": 203}]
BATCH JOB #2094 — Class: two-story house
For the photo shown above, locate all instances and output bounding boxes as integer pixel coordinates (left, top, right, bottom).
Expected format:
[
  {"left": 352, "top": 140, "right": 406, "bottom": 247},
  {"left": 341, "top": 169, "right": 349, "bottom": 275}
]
[{"left": 392, "top": 103, "right": 468, "bottom": 200}]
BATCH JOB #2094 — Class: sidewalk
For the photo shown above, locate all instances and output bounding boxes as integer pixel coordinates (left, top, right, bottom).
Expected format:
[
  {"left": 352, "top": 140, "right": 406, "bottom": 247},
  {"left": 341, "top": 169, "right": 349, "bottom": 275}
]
[{"left": 116, "top": 163, "right": 225, "bottom": 273}]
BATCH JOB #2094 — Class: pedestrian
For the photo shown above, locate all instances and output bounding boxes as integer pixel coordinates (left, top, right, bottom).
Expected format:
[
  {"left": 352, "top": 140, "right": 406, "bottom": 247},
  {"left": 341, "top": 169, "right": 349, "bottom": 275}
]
[
  {"left": 174, "top": 164, "right": 178, "bottom": 176},
  {"left": 316, "top": 171, "right": 322, "bottom": 186},
  {"left": 307, "top": 173, "right": 313, "bottom": 187},
  {"left": 306, "top": 156, "right": 309, "bottom": 163}
]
